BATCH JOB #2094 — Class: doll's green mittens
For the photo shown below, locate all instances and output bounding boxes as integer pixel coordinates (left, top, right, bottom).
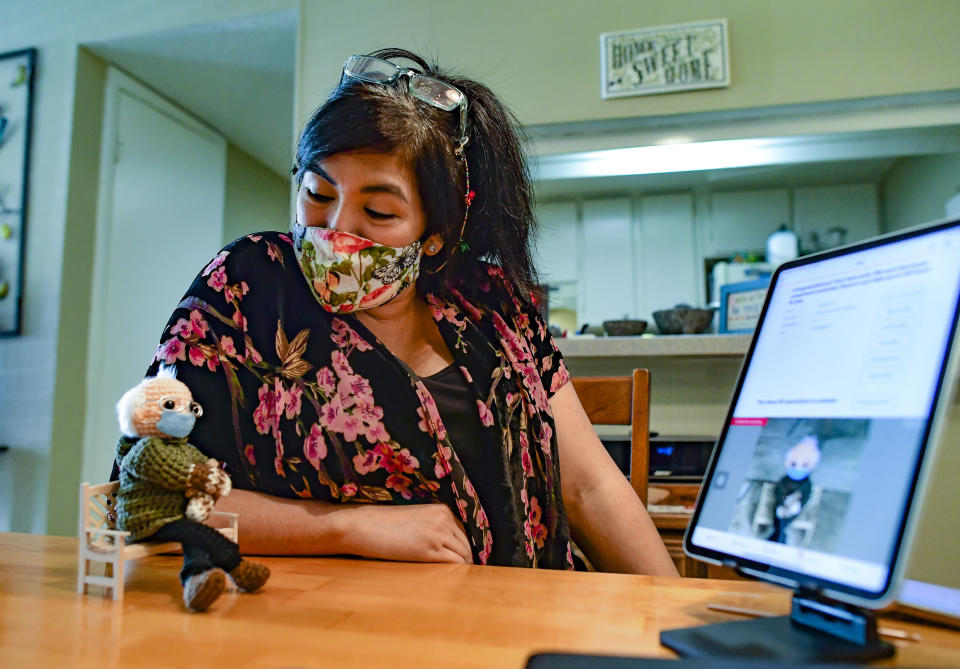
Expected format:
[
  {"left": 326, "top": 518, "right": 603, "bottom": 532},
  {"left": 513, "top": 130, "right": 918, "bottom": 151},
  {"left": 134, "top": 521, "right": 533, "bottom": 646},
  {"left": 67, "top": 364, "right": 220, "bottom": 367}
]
[
  {"left": 183, "top": 568, "right": 227, "bottom": 612},
  {"left": 229, "top": 559, "right": 270, "bottom": 592}
]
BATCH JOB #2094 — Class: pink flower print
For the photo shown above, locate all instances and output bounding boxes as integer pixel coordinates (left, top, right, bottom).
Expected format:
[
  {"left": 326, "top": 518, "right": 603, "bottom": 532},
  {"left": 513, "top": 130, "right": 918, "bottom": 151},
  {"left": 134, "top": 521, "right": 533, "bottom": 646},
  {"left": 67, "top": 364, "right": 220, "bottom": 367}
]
[
  {"left": 455, "top": 496, "right": 469, "bottom": 522},
  {"left": 267, "top": 243, "right": 281, "bottom": 262},
  {"left": 426, "top": 294, "right": 445, "bottom": 321},
  {"left": 157, "top": 337, "right": 187, "bottom": 364},
  {"left": 220, "top": 336, "right": 237, "bottom": 357},
  {"left": 521, "top": 447, "right": 534, "bottom": 477},
  {"left": 385, "top": 473, "right": 413, "bottom": 500},
  {"left": 246, "top": 234, "right": 262, "bottom": 243},
  {"left": 331, "top": 350, "right": 353, "bottom": 378},
  {"left": 476, "top": 400, "right": 495, "bottom": 427},
  {"left": 550, "top": 359, "right": 571, "bottom": 393},
  {"left": 539, "top": 422, "right": 554, "bottom": 452},
  {"left": 316, "top": 367, "right": 336, "bottom": 394},
  {"left": 434, "top": 446, "right": 453, "bottom": 479},
  {"left": 477, "top": 506, "right": 490, "bottom": 529},
  {"left": 232, "top": 307, "right": 247, "bottom": 331},
  {"left": 478, "top": 530, "right": 493, "bottom": 565},
  {"left": 285, "top": 383, "right": 303, "bottom": 419},
  {"left": 527, "top": 497, "right": 547, "bottom": 549},
  {"left": 540, "top": 354, "right": 553, "bottom": 372},
  {"left": 188, "top": 346, "right": 206, "bottom": 367},
  {"left": 247, "top": 341, "right": 262, "bottom": 363},
  {"left": 338, "top": 374, "right": 373, "bottom": 406},
  {"left": 566, "top": 542, "right": 575, "bottom": 570},
  {"left": 414, "top": 382, "right": 447, "bottom": 440},
  {"left": 330, "top": 318, "right": 351, "bottom": 347},
  {"left": 459, "top": 366, "right": 473, "bottom": 384},
  {"left": 340, "top": 414, "right": 363, "bottom": 442},
  {"left": 492, "top": 312, "right": 532, "bottom": 365},
  {"left": 515, "top": 311, "right": 530, "bottom": 333},
  {"left": 202, "top": 251, "right": 228, "bottom": 277},
  {"left": 318, "top": 396, "right": 344, "bottom": 430},
  {"left": 383, "top": 447, "right": 419, "bottom": 475},
  {"left": 207, "top": 266, "right": 227, "bottom": 292},
  {"left": 303, "top": 423, "right": 327, "bottom": 469},
  {"left": 364, "top": 421, "right": 390, "bottom": 444},
  {"left": 449, "top": 288, "right": 483, "bottom": 322},
  {"left": 278, "top": 233, "right": 292, "bottom": 244},
  {"left": 170, "top": 317, "right": 192, "bottom": 338},
  {"left": 244, "top": 444, "right": 256, "bottom": 466},
  {"left": 253, "top": 382, "right": 280, "bottom": 435},
  {"left": 353, "top": 446, "right": 383, "bottom": 475},
  {"left": 274, "top": 454, "right": 285, "bottom": 477}
]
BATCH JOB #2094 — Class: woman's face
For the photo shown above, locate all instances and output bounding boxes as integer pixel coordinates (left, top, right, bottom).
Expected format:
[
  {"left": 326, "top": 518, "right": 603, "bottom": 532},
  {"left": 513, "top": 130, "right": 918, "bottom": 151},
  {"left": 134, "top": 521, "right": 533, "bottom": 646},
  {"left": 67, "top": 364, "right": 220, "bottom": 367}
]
[{"left": 297, "top": 150, "right": 431, "bottom": 249}]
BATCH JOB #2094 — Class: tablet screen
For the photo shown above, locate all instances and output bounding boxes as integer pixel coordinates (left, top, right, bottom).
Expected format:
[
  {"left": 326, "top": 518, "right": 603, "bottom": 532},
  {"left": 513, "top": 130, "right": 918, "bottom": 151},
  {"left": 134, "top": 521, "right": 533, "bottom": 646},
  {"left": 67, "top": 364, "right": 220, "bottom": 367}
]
[{"left": 686, "top": 220, "right": 960, "bottom": 602}]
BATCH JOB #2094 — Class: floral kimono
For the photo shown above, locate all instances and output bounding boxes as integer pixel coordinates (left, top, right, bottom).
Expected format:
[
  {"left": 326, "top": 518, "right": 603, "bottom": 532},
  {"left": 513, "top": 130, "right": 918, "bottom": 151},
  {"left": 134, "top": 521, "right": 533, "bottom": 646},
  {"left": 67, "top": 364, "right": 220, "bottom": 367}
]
[{"left": 145, "top": 231, "right": 574, "bottom": 569}]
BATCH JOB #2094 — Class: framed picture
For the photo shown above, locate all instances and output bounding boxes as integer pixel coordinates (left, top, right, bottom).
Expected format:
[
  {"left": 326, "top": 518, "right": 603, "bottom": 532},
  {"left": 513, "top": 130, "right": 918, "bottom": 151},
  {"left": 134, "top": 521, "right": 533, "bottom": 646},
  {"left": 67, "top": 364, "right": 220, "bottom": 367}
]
[
  {"left": 0, "top": 48, "right": 36, "bottom": 336},
  {"left": 600, "top": 19, "right": 730, "bottom": 99},
  {"left": 719, "top": 278, "right": 770, "bottom": 334}
]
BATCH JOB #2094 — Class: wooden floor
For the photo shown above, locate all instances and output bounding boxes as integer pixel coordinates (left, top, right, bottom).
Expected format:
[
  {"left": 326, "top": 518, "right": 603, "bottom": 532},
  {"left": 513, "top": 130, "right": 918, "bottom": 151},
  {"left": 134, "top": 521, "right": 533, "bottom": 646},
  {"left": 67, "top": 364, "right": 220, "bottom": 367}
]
[{"left": 2, "top": 533, "right": 959, "bottom": 668}]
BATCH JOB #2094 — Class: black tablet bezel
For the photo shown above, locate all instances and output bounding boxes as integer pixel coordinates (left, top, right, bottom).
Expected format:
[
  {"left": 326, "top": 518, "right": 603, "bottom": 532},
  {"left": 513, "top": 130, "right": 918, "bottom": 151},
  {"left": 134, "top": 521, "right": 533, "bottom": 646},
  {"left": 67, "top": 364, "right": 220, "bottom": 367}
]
[{"left": 683, "top": 217, "right": 960, "bottom": 605}]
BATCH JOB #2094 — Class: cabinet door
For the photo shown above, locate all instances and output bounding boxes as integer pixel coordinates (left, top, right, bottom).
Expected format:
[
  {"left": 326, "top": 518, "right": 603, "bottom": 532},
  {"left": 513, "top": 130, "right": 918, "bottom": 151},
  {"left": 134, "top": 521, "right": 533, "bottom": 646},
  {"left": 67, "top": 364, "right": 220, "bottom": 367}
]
[
  {"left": 535, "top": 201, "right": 579, "bottom": 283},
  {"left": 638, "top": 193, "right": 699, "bottom": 318},
  {"left": 794, "top": 183, "right": 879, "bottom": 248},
  {"left": 580, "top": 197, "right": 634, "bottom": 326},
  {"left": 705, "top": 189, "right": 789, "bottom": 257}
]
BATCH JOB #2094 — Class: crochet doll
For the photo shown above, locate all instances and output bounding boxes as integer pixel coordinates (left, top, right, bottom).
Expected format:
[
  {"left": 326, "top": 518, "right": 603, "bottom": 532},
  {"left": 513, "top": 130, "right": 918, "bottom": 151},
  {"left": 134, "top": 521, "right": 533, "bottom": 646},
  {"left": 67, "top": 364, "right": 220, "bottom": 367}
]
[{"left": 114, "top": 369, "right": 270, "bottom": 611}]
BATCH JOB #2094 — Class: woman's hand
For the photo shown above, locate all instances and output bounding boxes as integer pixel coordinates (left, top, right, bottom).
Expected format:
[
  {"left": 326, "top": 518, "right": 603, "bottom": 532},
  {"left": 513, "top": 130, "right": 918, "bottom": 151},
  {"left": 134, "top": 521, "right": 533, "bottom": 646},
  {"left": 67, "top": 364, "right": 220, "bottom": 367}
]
[{"left": 338, "top": 503, "right": 473, "bottom": 564}]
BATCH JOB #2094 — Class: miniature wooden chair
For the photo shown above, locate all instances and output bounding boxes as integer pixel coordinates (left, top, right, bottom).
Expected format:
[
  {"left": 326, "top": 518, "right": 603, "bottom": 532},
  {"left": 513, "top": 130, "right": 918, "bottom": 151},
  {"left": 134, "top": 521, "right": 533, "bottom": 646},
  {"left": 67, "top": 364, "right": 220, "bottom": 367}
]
[
  {"left": 77, "top": 481, "right": 238, "bottom": 601},
  {"left": 571, "top": 368, "right": 651, "bottom": 507}
]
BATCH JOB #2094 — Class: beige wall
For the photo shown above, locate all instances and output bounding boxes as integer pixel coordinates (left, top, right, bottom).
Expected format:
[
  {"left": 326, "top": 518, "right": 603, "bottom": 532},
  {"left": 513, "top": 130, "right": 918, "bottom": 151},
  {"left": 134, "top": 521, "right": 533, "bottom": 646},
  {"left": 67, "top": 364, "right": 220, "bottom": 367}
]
[
  {"left": 298, "top": 0, "right": 960, "bottom": 129},
  {"left": 882, "top": 153, "right": 960, "bottom": 232},
  {"left": 223, "top": 145, "right": 291, "bottom": 246},
  {"left": 3, "top": 0, "right": 960, "bottom": 536},
  {"left": 0, "top": 0, "right": 296, "bottom": 535}
]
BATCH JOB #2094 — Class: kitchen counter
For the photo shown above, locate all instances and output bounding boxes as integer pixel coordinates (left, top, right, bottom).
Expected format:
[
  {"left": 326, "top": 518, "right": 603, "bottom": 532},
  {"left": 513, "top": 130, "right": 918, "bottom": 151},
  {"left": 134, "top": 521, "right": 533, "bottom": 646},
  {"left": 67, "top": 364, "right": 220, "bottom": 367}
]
[{"left": 557, "top": 333, "right": 751, "bottom": 358}]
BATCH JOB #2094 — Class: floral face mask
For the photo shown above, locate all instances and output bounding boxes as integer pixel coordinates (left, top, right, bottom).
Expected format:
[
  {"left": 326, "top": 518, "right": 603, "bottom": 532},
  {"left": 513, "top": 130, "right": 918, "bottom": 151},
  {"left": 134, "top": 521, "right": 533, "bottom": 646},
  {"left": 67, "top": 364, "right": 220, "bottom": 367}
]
[{"left": 292, "top": 223, "right": 423, "bottom": 313}]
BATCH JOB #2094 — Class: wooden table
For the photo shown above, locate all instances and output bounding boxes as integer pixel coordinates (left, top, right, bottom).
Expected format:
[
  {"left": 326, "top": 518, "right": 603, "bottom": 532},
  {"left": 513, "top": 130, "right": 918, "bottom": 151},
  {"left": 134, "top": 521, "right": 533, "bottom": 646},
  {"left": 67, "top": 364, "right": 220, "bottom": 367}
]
[{"left": 2, "top": 533, "right": 959, "bottom": 668}]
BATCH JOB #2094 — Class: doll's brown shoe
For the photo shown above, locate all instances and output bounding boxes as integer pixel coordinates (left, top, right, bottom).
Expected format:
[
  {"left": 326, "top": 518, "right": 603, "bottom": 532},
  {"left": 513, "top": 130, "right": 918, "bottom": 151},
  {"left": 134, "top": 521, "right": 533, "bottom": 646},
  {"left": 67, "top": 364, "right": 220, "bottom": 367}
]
[
  {"left": 229, "top": 559, "right": 270, "bottom": 592},
  {"left": 183, "top": 568, "right": 226, "bottom": 612}
]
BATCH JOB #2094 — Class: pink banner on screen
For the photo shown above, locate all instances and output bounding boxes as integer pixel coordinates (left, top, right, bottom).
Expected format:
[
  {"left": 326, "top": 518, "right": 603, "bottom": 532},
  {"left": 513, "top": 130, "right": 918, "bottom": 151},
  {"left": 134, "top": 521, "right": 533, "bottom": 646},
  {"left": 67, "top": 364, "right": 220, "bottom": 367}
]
[{"left": 731, "top": 418, "right": 768, "bottom": 426}]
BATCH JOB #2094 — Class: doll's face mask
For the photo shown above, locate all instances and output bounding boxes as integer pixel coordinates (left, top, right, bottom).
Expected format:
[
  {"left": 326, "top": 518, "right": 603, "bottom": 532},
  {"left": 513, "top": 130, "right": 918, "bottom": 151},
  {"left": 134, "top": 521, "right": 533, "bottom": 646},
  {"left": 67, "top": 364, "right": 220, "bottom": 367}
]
[{"left": 292, "top": 223, "right": 423, "bottom": 313}]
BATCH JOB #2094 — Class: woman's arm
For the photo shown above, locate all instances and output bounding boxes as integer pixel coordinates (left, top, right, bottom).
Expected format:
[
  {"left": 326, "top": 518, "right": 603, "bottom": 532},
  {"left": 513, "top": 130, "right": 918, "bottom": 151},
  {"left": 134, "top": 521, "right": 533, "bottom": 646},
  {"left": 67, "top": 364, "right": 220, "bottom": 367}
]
[
  {"left": 551, "top": 382, "right": 679, "bottom": 576},
  {"left": 215, "top": 489, "right": 472, "bottom": 563}
]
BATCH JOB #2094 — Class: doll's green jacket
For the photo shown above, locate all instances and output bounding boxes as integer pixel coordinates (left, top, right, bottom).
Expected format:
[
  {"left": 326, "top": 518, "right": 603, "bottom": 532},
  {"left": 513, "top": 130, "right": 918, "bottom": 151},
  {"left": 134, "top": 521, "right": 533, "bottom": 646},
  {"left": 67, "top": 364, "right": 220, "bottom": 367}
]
[{"left": 114, "top": 436, "right": 209, "bottom": 541}]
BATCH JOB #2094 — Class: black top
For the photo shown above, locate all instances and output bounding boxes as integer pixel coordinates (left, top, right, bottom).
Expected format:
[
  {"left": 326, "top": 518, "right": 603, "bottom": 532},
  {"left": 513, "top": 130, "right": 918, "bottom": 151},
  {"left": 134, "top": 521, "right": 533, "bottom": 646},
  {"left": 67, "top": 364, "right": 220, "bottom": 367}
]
[{"left": 421, "top": 364, "right": 520, "bottom": 565}]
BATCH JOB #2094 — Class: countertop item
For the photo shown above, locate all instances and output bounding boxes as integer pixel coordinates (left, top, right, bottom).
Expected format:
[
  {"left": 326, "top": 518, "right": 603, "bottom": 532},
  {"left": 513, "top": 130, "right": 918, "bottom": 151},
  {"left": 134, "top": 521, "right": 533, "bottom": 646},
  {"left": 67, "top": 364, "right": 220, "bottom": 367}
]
[
  {"left": 602, "top": 319, "right": 647, "bottom": 336},
  {"left": 653, "top": 305, "right": 716, "bottom": 335}
]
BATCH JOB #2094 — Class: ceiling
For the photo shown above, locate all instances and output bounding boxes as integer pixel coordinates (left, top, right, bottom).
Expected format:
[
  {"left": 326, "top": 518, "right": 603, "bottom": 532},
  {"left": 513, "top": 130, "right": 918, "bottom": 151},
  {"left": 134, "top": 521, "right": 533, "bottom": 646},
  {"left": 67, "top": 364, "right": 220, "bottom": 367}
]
[{"left": 88, "top": 10, "right": 296, "bottom": 178}]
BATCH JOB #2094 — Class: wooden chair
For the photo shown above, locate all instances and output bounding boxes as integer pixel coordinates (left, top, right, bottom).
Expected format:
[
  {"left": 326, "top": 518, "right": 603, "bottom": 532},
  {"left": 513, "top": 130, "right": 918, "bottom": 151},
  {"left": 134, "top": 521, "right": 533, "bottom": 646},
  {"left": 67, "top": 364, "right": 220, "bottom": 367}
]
[
  {"left": 77, "top": 481, "right": 238, "bottom": 601},
  {"left": 571, "top": 369, "right": 650, "bottom": 507}
]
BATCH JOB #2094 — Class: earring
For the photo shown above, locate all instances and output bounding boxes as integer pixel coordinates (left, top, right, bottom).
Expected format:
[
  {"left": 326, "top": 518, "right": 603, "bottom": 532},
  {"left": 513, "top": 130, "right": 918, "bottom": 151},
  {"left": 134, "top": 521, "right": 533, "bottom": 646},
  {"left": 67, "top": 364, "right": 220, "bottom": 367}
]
[{"left": 429, "top": 244, "right": 438, "bottom": 253}]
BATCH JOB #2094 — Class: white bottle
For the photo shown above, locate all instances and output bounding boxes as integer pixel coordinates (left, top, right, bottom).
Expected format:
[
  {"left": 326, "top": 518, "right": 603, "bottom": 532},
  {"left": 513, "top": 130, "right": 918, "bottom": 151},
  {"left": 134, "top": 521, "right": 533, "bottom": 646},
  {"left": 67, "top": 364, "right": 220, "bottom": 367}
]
[{"left": 766, "top": 224, "right": 799, "bottom": 266}]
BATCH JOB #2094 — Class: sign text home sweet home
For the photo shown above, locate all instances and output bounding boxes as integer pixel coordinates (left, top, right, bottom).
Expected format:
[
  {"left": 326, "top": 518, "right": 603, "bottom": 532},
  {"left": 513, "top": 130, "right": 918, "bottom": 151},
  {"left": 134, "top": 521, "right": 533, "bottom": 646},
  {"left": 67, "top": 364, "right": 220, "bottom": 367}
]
[{"left": 600, "top": 19, "right": 730, "bottom": 99}]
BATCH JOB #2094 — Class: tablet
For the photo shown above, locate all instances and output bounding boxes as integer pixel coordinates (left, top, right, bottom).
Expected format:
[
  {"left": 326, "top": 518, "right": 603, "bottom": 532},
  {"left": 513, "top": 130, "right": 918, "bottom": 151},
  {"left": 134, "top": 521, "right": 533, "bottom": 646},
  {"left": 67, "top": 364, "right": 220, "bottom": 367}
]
[{"left": 684, "top": 217, "right": 960, "bottom": 608}]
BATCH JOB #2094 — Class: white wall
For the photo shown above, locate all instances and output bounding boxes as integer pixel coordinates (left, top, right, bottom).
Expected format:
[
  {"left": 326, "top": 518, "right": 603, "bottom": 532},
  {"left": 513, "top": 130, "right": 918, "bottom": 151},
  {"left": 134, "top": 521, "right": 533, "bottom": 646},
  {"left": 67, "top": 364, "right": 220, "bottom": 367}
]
[
  {"left": 223, "top": 144, "right": 291, "bottom": 245},
  {"left": 882, "top": 154, "right": 960, "bottom": 232},
  {"left": 0, "top": 0, "right": 296, "bottom": 536}
]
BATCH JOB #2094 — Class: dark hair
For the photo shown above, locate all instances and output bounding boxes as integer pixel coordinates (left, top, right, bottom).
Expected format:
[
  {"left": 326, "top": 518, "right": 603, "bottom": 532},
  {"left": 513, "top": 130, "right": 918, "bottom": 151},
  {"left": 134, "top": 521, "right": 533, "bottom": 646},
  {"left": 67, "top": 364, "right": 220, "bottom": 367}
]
[{"left": 293, "top": 47, "right": 539, "bottom": 304}]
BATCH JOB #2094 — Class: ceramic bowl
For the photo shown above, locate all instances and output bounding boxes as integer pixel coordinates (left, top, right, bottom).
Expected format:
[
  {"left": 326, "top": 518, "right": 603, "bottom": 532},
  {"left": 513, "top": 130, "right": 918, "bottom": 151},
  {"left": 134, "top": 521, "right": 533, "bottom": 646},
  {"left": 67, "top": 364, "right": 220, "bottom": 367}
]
[
  {"left": 602, "top": 319, "right": 648, "bottom": 336},
  {"left": 652, "top": 306, "right": 715, "bottom": 335}
]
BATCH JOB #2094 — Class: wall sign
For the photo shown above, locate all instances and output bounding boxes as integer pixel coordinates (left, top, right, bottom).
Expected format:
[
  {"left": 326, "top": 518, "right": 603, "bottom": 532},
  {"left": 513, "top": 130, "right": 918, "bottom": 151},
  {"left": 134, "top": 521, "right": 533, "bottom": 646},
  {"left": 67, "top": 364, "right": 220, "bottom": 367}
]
[
  {"left": 719, "top": 278, "right": 769, "bottom": 334},
  {"left": 600, "top": 19, "right": 730, "bottom": 99},
  {"left": 0, "top": 48, "right": 35, "bottom": 336}
]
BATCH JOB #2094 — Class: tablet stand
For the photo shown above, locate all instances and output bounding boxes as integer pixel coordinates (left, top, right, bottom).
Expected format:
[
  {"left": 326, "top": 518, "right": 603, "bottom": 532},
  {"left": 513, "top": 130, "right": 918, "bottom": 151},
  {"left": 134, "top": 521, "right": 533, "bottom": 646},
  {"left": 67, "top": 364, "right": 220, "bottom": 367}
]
[{"left": 660, "top": 586, "right": 895, "bottom": 662}]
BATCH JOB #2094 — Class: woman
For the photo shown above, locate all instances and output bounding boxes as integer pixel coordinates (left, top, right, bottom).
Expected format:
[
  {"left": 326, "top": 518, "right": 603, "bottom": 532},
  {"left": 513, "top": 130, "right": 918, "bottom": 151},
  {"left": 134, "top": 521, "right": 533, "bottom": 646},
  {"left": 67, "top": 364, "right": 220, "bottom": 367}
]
[{"left": 145, "top": 48, "right": 676, "bottom": 575}]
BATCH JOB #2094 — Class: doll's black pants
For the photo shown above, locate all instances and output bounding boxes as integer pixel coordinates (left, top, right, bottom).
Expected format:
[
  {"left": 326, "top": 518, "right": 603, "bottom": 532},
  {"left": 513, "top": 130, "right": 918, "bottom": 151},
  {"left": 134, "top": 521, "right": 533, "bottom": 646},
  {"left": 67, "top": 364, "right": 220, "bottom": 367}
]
[{"left": 150, "top": 519, "right": 242, "bottom": 584}]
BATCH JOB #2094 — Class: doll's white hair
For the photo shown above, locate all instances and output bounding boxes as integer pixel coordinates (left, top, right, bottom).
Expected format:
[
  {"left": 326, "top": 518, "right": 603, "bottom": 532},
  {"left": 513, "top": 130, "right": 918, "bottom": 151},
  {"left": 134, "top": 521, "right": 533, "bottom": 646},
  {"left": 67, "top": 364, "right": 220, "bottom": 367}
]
[{"left": 115, "top": 367, "right": 178, "bottom": 437}]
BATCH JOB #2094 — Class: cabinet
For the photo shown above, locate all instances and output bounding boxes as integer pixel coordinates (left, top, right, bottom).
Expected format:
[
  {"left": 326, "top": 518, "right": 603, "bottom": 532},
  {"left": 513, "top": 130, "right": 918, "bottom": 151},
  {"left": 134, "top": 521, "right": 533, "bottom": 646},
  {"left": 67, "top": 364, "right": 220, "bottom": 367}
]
[
  {"left": 794, "top": 183, "right": 879, "bottom": 249},
  {"left": 703, "top": 189, "right": 789, "bottom": 257},
  {"left": 580, "top": 198, "right": 635, "bottom": 325}
]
